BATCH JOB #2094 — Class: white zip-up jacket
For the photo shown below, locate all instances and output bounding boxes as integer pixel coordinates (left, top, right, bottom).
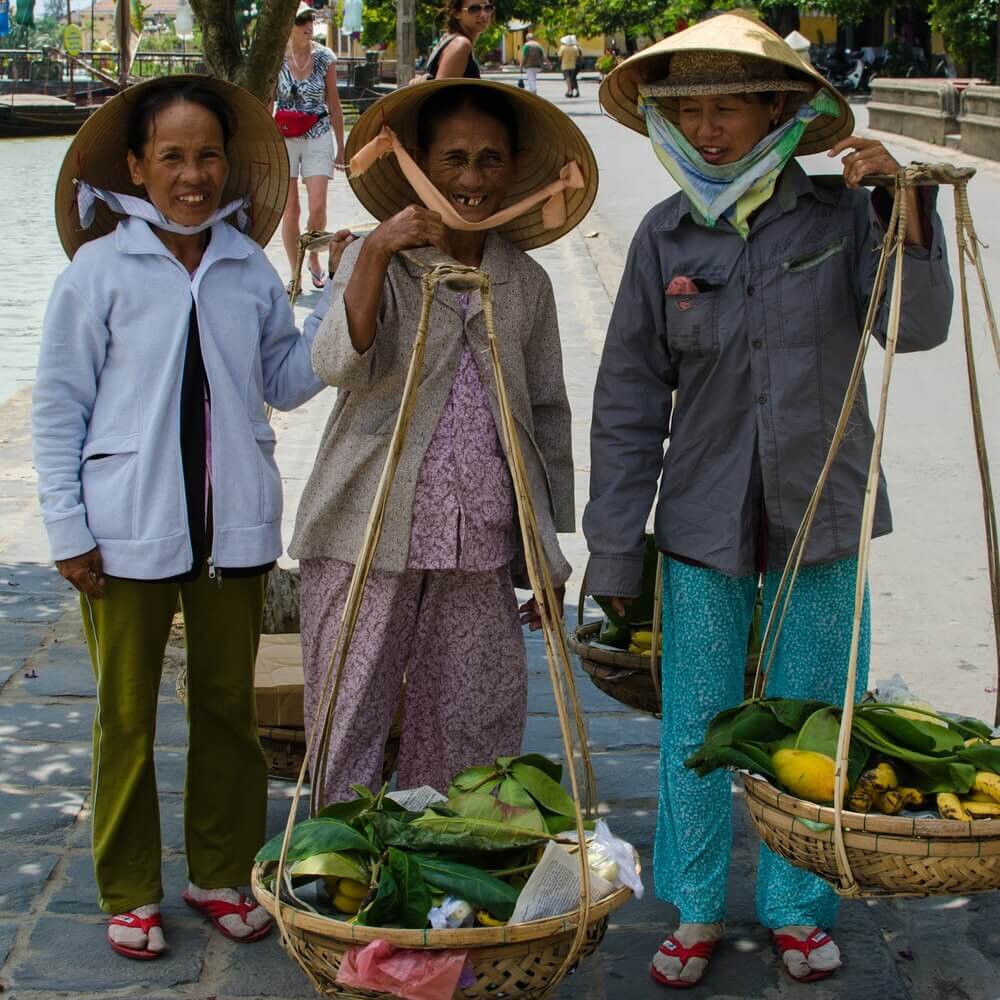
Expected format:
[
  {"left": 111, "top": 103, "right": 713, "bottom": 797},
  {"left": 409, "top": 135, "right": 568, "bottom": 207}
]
[{"left": 32, "top": 217, "right": 325, "bottom": 579}]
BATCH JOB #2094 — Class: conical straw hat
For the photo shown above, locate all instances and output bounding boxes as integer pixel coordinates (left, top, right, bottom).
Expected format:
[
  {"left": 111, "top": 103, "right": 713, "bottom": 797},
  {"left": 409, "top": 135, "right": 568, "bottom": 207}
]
[
  {"left": 599, "top": 12, "right": 853, "bottom": 156},
  {"left": 345, "top": 78, "right": 598, "bottom": 252},
  {"left": 55, "top": 75, "right": 289, "bottom": 260}
]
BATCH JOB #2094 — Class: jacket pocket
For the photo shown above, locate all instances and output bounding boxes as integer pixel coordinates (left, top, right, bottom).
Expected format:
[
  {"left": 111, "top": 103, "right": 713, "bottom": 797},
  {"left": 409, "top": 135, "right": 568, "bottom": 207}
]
[
  {"left": 665, "top": 287, "right": 720, "bottom": 357},
  {"left": 776, "top": 235, "right": 851, "bottom": 347},
  {"left": 81, "top": 438, "right": 139, "bottom": 541},
  {"left": 252, "top": 421, "right": 282, "bottom": 525}
]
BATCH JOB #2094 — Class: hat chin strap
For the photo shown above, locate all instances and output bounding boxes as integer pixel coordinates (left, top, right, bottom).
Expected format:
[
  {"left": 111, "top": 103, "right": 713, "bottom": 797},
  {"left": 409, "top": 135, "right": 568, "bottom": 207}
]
[
  {"left": 75, "top": 180, "right": 250, "bottom": 236},
  {"left": 349, "top": 125, "right": 585, "bottom": 233}
]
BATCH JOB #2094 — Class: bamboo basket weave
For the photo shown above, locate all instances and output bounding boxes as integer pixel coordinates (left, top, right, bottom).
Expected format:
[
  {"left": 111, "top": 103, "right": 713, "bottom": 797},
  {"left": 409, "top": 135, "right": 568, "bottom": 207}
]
[
  {"left": 744, "top": 163, "right": 1000, "bottom": 899},
  {"left": 254, "top": 248, "right": 627, "bottom": 997}
]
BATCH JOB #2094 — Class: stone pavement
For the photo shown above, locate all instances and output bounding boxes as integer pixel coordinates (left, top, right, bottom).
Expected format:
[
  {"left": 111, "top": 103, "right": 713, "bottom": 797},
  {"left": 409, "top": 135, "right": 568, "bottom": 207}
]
[{"left": 2, "top": 74, "right": 1000, "bottom": 1000}]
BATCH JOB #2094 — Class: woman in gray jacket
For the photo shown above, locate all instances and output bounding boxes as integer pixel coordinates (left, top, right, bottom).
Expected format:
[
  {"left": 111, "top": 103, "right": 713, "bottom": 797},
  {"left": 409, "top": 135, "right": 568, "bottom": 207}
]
[
  {"left": 584, "top": 15, "right": 952, "bottom": 990},
  {"left": 291, "top": 79, "right": 596, "bottom": 805},
  {"left": 33, "top": 77, "right": 325, "bottom": 960}
]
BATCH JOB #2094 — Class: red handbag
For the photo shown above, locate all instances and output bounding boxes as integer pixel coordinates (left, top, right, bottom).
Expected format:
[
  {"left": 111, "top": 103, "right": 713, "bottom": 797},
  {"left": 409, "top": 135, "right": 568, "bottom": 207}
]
[{"left": 274, "top": 109, "right": 325, "bottom": 138}]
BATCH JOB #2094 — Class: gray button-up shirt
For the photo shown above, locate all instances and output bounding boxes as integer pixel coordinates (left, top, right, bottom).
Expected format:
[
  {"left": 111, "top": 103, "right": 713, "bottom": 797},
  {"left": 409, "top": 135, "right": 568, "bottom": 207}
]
[{"left": 584, "top": 162, "right": 953, "bottom": 596}]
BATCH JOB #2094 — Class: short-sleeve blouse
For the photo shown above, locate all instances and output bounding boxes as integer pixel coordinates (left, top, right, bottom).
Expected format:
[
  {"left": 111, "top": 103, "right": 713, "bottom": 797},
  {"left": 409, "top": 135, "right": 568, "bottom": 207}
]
[{"left": 275, "top": 44, "right": 336, "bottom": 141}]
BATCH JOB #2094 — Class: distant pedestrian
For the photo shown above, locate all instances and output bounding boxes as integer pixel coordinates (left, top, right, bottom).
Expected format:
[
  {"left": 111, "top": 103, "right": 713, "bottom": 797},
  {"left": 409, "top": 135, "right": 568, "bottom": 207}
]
[
  {"left": 34, "top": 75, "right": 327, "bottom": 963},
  {"left": 558, "top": 34, "right": 582, "bottom": 97},
  {"left": 521, "top": 31, "right": 545, "bottom": 93}
]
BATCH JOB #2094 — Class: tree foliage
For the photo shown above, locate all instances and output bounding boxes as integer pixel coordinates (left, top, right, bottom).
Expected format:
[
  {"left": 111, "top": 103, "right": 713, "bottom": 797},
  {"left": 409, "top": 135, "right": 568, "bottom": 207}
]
[{"left": 927, "top": 0, "right": 997, "bottom": 77}]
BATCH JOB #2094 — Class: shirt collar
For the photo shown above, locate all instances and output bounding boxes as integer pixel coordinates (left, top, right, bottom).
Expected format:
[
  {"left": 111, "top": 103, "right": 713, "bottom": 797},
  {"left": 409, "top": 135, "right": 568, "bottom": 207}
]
[{"left": 114, "top": 216, "right": 255, "bottom": 264}]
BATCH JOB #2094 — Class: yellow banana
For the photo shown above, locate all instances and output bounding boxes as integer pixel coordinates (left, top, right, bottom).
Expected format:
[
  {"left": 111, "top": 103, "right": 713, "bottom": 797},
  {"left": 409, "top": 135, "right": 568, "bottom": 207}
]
[
  {"left": 338, "top": 879, "right": 369, "bottom": 901},
  {"left": 962, "top": 799, "right": 1000, "bottom": 817},
  {"left": 856, "top": 763, "right": 898, "bottom": 794},
  {"left": 937, "top": 792, "right": 973, "bottom": 821},
  {"left": 898, "top": 787, "right": 925, "bottom": 808},
  {"left": 631, "top": 630, "right": 654, "bottom": 648},
  {"left": 972, "top": 772, "right": 1000, "bottom": 804},
  {"left": 875, "top": 789, "right": 904, "bottom": 815},
  {"left": 333, "top": 891, "right": 363, "bottom": 914},
  {"left": 847, "top": 786, "right": 874, "bottom": 814},
  {"left": 476, "top": 909, "right": 506, "bottom": 927},
  {"left": 966, "top": 790, "right": 996, "bottom": 804}
]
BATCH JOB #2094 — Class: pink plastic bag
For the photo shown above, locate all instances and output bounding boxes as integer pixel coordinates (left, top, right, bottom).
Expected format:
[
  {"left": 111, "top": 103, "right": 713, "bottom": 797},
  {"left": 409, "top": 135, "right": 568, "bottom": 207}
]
[{"left": 336, "top": 939, "right": 469, "bottom": 1000}]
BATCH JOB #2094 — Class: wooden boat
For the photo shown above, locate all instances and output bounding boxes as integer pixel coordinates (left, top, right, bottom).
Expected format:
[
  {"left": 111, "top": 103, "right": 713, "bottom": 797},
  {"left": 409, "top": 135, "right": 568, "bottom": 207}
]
[{"left": 0, "top": 94, "right": 95, "bottom": 138}]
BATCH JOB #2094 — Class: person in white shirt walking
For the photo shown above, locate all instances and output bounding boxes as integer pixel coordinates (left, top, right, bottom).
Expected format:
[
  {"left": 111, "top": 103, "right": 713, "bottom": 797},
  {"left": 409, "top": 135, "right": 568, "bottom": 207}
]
[{"left": 521, "top": 32, "right": 545, "bottom": 94}]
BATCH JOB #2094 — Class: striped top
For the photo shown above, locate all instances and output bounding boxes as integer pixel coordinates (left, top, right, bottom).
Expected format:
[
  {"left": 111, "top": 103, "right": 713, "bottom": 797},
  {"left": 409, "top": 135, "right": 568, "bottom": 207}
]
[{"left": 276, "top": 44, "right": 336, "bottom": 141}]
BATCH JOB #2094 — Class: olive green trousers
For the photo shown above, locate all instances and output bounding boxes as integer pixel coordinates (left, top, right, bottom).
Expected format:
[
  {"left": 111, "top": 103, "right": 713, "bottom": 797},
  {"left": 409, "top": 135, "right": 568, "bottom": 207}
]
[{"left": 80, "top": 567, "right": 267, "bottom": 914}]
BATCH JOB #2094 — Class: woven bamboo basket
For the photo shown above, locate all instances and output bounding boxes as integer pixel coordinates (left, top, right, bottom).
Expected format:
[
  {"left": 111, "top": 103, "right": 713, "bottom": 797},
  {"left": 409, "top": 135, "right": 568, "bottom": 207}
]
[
  {"left": 252, "top": 865, "right": 633, "bottom": 999},
  {"left": 743, "top": 163, "right": 1000, "bottom": 899},
  {"left": 255, "top": 249, "right": 621, "bottom": 998}
]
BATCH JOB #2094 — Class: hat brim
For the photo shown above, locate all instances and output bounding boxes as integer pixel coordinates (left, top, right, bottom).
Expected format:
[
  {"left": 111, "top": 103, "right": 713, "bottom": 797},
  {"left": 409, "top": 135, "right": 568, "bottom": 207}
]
[
  {"left": 599, "top": 13, "right": 853, "bottom": 156},
  {"left": 55, "top": 74, "right": 290, "bottom": 260},
  {"left": 345, "top": 78, "right": 598, "bottom": 252}
]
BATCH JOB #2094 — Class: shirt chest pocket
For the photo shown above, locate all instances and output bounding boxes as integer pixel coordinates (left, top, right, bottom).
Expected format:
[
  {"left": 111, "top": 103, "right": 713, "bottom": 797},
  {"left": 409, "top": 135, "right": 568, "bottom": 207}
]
[
  {"left": 772, "top": 234, "right": 854, "bottom": 347},
  {"left": 665, "top": 279, "right": 723, "bottom": 358}
]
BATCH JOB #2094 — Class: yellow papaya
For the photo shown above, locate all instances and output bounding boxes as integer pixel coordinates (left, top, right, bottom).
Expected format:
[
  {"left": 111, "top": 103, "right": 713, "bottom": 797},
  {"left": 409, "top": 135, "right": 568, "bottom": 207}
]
[{"left": 771, "top": 748, "right": 836, "bottom": 804}]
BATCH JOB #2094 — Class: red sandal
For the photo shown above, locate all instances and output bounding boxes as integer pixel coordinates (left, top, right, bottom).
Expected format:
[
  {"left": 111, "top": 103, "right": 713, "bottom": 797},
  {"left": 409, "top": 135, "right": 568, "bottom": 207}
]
[
  {"left": 772, "top": 927, "right": 840, "bottom": 982},
  {"left": 182, "top": 890, "right": 271, "bottom": 943},
  {"left": 107, "top": 910, "right": 166, "bottom": 961},
  {"left": 650, "top": 934, "right": 719, "bottom": 989}
]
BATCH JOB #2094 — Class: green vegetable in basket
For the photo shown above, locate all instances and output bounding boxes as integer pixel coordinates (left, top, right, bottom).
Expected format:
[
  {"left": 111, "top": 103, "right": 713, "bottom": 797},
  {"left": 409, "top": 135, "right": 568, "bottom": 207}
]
[
  {"left": 593, "top": 534, "right": 658, "bottom": 627},
  {"left": 598, "top": 620, "right": 632, "bottom": 649}
]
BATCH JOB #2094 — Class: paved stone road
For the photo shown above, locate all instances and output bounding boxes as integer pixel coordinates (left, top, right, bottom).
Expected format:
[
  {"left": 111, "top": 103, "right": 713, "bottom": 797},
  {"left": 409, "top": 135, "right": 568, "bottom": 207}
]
[{"left": 1, "top": 74, "right": 999, "bottom": 999}]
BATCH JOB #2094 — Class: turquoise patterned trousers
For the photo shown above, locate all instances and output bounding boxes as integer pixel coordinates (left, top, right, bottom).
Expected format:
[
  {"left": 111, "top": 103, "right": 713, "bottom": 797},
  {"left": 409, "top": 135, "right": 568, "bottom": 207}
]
[{"left": 654, "top": 556, "right": 870, "bottom": 928}]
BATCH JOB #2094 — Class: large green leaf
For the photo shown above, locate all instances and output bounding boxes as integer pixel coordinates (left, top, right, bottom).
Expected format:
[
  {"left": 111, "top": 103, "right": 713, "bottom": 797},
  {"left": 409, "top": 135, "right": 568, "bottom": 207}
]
[
  {"left": 387, "top": 848, "right": 433, "bottom": 929},
  {"left": 413, "top": 854, "right": 519, "bottom": 920},
  {"left": 314, "top": 799, "right": 371, "bottom": 823},
  {"left": 289, "top": 850, "right": 369, "bottom": 882},
  {"left": 794, "top": 708, "right": 841, "bottom": 757},
  {"left": 509, "top": 762, "right": 576, "bottom": 818},
  {"left": 497, "top": 776, "right": 536, "bottom": 809},
  {"left": 402, "top": 814, "right": 548, "bottom": 852},
  {"left": 449, "top": 764, "right": 501, "bottom": 794},
  {"left": 357, "top": 867, "right": 399, "bottom": 927},
  {"left": 497, "top": 753, "right": 563, "bottom": 783},
  {"left": 255, "top": 819, "right": 376, "bottom": 864},
  {"left": 957, "top": 743, "right": 1000, "bottom": 774},
  {"left": 446, "top": 789, "right": 546, "bottom": 834},
  {"left": 857, "top": 708, "right": 965, "bottom": 755}
]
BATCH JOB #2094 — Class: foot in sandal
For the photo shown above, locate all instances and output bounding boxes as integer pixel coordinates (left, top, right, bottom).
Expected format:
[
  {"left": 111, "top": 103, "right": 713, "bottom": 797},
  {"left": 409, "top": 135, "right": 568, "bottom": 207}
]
[
  {"left": 107, "top": 903, "right": 168, "bottom": 960},
  {"left": 773, "top": 925, "right": 842, "bottom": 982},
  {"left": 182, "top": 884, "right": 272, "bottom": 942},
  {"left": 650, "top": 921, "right": 724, "bottom": 988}
]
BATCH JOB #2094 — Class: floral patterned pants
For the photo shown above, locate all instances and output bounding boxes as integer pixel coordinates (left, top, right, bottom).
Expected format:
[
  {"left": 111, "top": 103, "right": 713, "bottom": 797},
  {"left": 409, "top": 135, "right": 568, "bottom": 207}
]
[
  {"left": 655, "top": 555, "right": 870, "bottom": 928},
  {"left": 300, "top": 558, "right": 527, "bottom": 805}
]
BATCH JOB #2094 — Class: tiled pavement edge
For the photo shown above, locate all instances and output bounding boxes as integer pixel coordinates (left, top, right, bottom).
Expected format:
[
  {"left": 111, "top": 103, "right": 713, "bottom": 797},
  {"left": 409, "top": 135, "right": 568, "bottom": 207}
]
[{"left": 2, "top": 80, "right": 1000, "bottom": 999}]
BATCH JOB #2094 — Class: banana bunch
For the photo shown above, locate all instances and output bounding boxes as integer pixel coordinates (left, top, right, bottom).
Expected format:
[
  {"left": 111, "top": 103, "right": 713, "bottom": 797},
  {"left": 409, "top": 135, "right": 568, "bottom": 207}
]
[
  {"left": 938, "top": 772, "right": 1000, "bottom": 821},
  {"left": 628, "top": 629, "right": 661, "bottom": 657},
  {"left": 323, "top": 876, "right": 369, "bottom": 914},
  {"left": 847, "top": 763, "right": 924, "bottom": 815}
]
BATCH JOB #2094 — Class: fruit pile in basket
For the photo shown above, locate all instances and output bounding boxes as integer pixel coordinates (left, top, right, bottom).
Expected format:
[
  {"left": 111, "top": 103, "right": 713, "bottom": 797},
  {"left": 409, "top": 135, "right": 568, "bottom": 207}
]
[
  {"left": 686, "top": 697, "right": 1000, "bottom": 821},
  {"left": 255, "top": 754, "right": 639, "bottom": 929}
]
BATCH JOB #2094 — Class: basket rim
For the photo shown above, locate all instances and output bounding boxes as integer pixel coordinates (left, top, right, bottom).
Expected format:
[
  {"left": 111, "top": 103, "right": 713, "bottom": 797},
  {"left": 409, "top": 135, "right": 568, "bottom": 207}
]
[
  {"left": 743, "top": 773, "right": 1000, "bottom": 841},
  {"left": 567, "top": 622, "right": 652, "bottom": 672},
  {"left": 252, "top": 862, "right": 633, "bottom": 948}
]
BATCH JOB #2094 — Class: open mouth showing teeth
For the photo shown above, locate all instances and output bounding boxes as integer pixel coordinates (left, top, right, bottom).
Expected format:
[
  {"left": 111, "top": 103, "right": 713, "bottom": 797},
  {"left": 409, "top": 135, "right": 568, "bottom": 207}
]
[
  {"left": 178, "top": 194, "right": 208, "bottom": 204},
  {"left": 453, "top": 194, "right": 485, "bottom": 207}
]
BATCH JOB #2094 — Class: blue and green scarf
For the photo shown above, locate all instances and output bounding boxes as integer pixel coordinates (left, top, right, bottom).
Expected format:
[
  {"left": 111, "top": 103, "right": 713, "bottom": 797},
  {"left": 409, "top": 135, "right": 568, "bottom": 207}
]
[{"left": 639, "top": 89, "right": 840, "bottom": 238}]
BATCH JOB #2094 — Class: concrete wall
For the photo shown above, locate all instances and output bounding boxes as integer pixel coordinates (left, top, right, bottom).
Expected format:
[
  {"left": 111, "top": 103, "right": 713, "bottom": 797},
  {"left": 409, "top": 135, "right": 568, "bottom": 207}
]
[
  {"left": 867, "top": 78, "right": 959, "bottom": 145},
  {"left": 959, "top": 85, "right": 1000, "bottom": 161}
]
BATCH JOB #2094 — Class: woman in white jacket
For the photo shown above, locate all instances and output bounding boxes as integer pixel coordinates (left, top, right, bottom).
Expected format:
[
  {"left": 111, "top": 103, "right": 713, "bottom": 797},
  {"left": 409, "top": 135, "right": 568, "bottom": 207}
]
[{"left": 32, "top": 76, "right": 324, "bottom": 961}]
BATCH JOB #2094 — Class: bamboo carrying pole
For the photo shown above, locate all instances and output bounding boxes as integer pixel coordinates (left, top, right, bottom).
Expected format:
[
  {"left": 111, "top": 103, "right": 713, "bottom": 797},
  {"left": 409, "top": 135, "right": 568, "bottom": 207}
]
[
  {"left": 750, "top": 162, "right": 999, "bottom": 897},
  {"left": 273, "top": 246, "right": 600, "bottom": 995}
]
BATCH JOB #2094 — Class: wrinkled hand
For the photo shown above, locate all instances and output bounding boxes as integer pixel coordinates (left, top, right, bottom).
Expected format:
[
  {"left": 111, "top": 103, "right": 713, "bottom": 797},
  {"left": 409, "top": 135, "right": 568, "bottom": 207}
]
[
  {"left": 56, "top": 547, "right": 105, "bottom": 599},
  {"left": 518, "top": 586, "right": 566, "bottom": 632},
  {"left": 369, "top": 205, "right": 446, "bottom": 261},
  {"left": 828, "top": 136, "right": 900, "bottom": 189},
  {"left": 327, "top": 228, "right": 356, "bottom": 275},
  {"left": 600, "top": 596, "right": 628, "bottom": 619}
]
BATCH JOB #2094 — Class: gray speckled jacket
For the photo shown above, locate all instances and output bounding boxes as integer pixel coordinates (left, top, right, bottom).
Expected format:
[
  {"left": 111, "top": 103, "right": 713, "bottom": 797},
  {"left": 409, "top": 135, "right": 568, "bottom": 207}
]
[{"left": 584, "top": 162, "right": 953, "bottom": 596}]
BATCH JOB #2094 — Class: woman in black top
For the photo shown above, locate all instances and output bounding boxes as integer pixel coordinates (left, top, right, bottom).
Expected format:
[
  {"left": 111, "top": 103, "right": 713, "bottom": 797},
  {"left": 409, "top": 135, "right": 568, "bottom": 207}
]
[{"left": 426, "top": 0, "right": 493, "bottom": 79}]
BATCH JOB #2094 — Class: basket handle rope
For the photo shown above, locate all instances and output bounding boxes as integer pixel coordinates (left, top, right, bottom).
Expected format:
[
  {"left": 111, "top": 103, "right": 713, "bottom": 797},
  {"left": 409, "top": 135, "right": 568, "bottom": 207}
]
[
  {"left": 751, "top": 163, "right": 999, "bottom": 898},
  {"left": 272, "top": 248, "right": 599, "bottom": 990}
]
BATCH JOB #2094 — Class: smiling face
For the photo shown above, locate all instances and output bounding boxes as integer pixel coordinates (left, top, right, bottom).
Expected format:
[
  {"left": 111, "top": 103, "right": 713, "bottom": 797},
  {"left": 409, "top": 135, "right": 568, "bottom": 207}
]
[
  {"left": 126, "top": 99, "right": 229, "bottom": 227},
  {"left": 419, "top": 103, "right": 516, "bottom": 225},
  {"left": 452, "top": 1, "right": 493, "bottom": 42},
  {"left": 676, "top": 92, "right": 785, "bottom": 165}
]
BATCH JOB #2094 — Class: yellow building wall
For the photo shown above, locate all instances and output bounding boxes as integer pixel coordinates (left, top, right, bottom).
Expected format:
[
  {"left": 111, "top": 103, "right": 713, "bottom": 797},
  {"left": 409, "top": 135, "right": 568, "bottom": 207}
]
[
  {"left": 799, "top": 15, "right": 837, "bottom": 47},
  {"left": 504, "top": 27, "right": 606, "bottom": 61}
]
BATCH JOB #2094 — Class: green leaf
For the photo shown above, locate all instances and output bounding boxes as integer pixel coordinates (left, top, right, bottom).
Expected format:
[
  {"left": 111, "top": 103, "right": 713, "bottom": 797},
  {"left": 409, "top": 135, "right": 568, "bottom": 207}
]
[
  {"left": 255, "top": 819, "right": 377, "bottom": 864},
  {"left": 509, "top": 763, "right": 576, "bottom": 818},
  {"left": 497, "top": 753, "right": 563, "bottom": 782},
  {"left": 405, "top": 814, "right": 549, "bottom": 852},
  {"left": 314, "top": 799, "right": 371, "bottom": 823},
  {"left": 542, "top": 814, "right": 595, "bottom": 836},
  {"left": 956, "top": 743, "right": 1000, "bottom": 774},
  {"left": 447, "top": 788, "right": 546, "bottom": 834},
  {"left": 794, "top": 708, "right": 842, "bottom": 758},
  {"left": 413, "top": 854, "right": 519, "bottom": 920},
  {"left": 288, "top": 850, "right": 369, "bottom": 882},
  {"left": 357, "top": 867, "right": 399, "bottom": 927},
  {"left": 449, "top": 764, "right": 501, "bottom": 793},
  {"left": 497, "top": 776, "right": 536, "bottom": 809},
  {"left": 387, "top": 848, "right": 433, "bottom": 929},
  {"left": 856, "top": 708, "right": 965, "bottom": 754}
]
